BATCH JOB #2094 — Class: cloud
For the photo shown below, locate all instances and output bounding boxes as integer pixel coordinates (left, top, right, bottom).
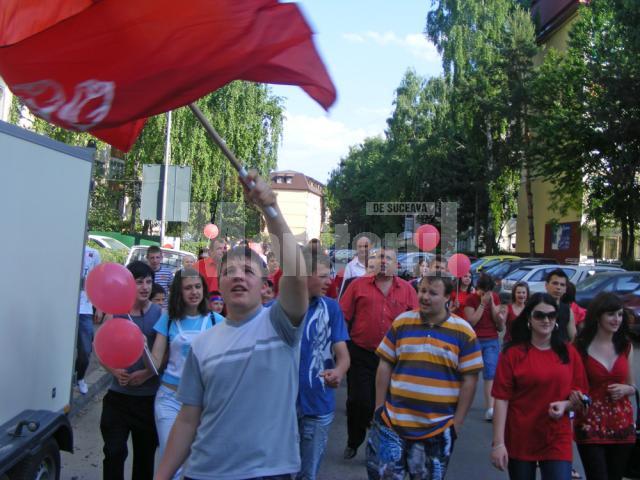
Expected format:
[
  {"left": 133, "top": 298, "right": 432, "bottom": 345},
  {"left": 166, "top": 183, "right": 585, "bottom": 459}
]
[
  {"left": 276, "top": 113, "right": 382, "bottom": 183},
  {"left": 342, "top": 31, "right": 440, "bottom": 64}
]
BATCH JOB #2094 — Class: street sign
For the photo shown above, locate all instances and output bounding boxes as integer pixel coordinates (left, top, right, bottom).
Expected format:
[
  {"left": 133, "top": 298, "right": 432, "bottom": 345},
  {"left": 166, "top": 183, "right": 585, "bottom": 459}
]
[{"left": 141, "top": 164, "right": 192, "bottom": 222}]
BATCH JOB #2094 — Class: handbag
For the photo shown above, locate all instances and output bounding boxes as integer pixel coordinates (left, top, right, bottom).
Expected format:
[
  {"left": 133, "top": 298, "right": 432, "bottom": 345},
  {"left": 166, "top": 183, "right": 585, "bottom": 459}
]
[{"left": 625, "top": 388, "right": 640, "bottom": 479}]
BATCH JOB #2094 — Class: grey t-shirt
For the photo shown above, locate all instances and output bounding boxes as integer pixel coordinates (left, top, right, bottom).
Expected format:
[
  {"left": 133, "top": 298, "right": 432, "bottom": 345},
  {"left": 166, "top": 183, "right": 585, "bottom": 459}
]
[
  {"left": 177, "top": 302, "right": 302, "bottom": 480},
  {"left": 109, "top": 303, "right": 161, "bottom": 397}
]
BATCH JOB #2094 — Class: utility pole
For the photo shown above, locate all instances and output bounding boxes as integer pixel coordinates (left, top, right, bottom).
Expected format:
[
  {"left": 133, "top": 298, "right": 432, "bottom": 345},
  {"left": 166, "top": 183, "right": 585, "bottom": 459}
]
[{"left": 160, "top": 110, "right": 172, "bottom": 246}]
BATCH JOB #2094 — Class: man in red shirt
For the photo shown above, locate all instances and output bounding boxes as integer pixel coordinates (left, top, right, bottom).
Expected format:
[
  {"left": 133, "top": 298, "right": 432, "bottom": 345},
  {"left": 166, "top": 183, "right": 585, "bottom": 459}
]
[
  {"left": 339, "top": 246, "right": 418, "bottom": 460},
  {"left": 196, "top": 238, "right": 227, "bottom": 294}
]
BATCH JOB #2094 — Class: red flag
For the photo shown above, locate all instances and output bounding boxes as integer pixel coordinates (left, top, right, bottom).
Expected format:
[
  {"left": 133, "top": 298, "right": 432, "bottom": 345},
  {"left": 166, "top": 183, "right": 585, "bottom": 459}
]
[{"left": 0, "top": 0, "right": 336, "bottom": 151}]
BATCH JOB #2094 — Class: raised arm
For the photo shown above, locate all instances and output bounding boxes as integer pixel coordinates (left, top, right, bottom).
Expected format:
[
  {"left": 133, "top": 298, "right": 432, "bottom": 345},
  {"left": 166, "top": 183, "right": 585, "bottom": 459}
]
[{"left": 245, "top": 170, "right": 307, "bottom": 325}]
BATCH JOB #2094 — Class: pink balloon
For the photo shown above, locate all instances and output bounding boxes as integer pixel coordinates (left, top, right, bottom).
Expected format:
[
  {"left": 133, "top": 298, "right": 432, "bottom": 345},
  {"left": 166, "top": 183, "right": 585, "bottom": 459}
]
[
  {"left": 94, "top": 318, "right": 145, "bottom": 369},
  {"left": 85, "top": 263, "right": 137, "bottom": 314},
  {"left": 203, "top": 223, "right": 219, "bottom": 240},
  {"left": 413, "top": 224, "right": 440, "bottom": 252},
  {"left": 448, "top": 253, "right": 471, "bottom": 278}
]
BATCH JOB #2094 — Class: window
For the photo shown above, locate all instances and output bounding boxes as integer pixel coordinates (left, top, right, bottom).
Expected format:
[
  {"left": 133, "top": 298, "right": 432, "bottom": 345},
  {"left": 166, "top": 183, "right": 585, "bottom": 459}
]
[
  {"left": 285, "top": 176, "right": 293, "bottom": 184},
  {"left": 614, "top": 275, "right": 640, "bottom": 294}
]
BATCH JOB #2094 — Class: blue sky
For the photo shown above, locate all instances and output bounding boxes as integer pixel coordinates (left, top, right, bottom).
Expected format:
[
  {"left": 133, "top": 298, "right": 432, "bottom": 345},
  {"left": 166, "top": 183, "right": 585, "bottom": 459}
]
[{"left": 272, "top": 0, "right": 443, "bottom": 184}]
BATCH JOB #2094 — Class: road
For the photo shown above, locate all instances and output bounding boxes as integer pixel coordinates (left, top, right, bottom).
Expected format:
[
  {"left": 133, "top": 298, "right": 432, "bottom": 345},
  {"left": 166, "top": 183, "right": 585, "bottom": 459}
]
[{"left": 62, "top": 344, "right": 640, "bottom": 479}]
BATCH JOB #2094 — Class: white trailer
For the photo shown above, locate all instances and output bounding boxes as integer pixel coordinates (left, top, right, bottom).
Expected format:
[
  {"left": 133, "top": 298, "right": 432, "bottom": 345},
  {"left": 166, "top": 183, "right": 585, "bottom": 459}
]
[{"left": 0, "top": 120, "right": 94, "bottom": 479}]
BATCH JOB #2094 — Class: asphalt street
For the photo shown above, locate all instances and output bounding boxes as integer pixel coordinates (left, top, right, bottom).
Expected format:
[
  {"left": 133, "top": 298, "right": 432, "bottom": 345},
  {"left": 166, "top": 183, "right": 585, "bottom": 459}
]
[{"left": 62, "top": 344, "right": 640, "bottom": 479}]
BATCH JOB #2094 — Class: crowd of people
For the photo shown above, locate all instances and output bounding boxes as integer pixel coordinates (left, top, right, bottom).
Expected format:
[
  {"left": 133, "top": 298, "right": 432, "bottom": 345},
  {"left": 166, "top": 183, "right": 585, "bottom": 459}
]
[{"left": 74, "top": 171, "right": 637, "bottom": 480}]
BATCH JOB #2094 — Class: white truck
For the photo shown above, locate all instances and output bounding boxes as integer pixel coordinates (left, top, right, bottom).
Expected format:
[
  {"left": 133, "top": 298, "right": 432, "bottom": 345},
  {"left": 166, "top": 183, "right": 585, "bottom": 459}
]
[{"left": 0, "top": 119, "right": 94, "bottom": 479}]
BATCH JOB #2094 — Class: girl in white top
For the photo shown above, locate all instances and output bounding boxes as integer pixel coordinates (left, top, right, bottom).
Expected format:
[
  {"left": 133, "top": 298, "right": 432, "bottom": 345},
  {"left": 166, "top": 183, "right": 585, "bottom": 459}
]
[{"left": 151, "top": 268, "right": 214, "bottom": 480}]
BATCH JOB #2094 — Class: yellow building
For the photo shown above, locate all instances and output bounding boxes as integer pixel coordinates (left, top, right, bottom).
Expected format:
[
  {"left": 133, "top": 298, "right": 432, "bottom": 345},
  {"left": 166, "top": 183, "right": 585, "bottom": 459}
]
[
  {"left": 515, "top": 0, "right": 587, "bottom": 262},
  {"left": 268, "top": 170, "right": 325, "bottom": 243}
]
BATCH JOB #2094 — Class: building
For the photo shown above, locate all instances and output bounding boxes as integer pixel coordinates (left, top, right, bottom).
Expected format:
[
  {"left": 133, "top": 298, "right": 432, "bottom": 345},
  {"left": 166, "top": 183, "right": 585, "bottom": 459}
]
[
  {"left": 514, "top": 0, "right": 635, "bottom": 263},
  {"left": 268, "top": 170, "right": 325, "bottom": 244}
]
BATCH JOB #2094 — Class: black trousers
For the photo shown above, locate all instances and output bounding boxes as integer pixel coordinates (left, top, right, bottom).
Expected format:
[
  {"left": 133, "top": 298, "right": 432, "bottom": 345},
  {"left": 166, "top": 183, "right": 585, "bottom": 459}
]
[
  {"left": 346, "top": 341, "right": 379, "bottom": 449},
  {"left": 577, "top": 443, "right": 634, "bottom": 480},
  {"left": 100, "top": 390, "right": 158, "bottom": 480}
]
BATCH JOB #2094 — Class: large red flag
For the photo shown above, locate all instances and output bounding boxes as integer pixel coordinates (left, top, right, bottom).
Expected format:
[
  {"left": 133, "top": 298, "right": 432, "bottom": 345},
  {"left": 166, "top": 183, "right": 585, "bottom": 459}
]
[{"left": 0, "top": 0, "right": 336, "bottom": 151}]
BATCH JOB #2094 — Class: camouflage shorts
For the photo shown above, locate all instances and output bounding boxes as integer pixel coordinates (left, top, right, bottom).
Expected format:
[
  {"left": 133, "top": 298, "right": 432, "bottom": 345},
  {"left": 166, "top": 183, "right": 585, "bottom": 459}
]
[{"left": 365, "top": 413, "right": 456, "bottom": 480}]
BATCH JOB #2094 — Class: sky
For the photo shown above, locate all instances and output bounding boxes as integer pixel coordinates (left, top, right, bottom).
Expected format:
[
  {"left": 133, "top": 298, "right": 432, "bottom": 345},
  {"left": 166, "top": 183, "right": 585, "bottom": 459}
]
[{"left": 272, "top": 0, "right": 443, "bottom": 184}]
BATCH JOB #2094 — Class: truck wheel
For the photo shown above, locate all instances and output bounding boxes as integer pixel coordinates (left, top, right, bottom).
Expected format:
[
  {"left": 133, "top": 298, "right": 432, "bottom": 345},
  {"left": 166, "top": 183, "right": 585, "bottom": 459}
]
[{"left": 8, "top": 438, "right": 60, "bottom": 480}]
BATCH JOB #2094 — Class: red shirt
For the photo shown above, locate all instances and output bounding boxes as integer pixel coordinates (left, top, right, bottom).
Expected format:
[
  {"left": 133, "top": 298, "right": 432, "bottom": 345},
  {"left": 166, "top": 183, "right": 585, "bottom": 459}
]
[
  {"left": 196, "top": 258, "right": 219, "bottom": 294},
  {"left": 574, "top": 345, "right": 635, "bottom": 445},
  {"left": 269, "top": 268, "right": 283, "bottom": 297},
  {"left": 339, "top": 275, "right": 418, "bottom": 352},
  {"left": 570, "top": 302, "right": 587, "bottom": 326},
  {"left": 492, "top": 343, "right": 588, "bottom": 461},
  {"left": 450, "top": 290, "right": 472, "bottom": 319},
  {"left": 503, "top": 304, "right": 521, "bottom": 343},
  {"left": 465, "top": 292, "right": 500, "bottom": 339}
]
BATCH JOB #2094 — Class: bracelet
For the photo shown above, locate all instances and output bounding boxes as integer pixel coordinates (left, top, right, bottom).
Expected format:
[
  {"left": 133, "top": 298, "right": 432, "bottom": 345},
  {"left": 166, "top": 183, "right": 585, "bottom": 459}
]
[{"left": 492, "top": 443, "right": 505, "bottom": 451}]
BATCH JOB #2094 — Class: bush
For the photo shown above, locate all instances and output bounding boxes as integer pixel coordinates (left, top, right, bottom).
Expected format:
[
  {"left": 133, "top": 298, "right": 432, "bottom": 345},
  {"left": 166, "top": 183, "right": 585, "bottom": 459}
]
[{"left": 96, "top": 247, "right": 128, "bottom": 265}]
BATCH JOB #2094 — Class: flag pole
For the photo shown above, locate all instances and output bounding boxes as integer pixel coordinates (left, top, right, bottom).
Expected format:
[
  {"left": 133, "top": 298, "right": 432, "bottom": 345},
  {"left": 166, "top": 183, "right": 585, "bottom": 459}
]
[{"left": 188, "top": 103, "right": 278, "bottom": 218}]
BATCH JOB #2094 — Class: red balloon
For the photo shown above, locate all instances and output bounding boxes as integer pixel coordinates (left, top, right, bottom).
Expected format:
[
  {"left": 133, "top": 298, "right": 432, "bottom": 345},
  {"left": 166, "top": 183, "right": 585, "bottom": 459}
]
[
  {"left": 94, "top": 318, "right": 145, "bottom": 369},
  {"left": 203, "top": 223, "right": 219, "bottom": 240},
  {"left": 413, "top": 224, "right": 440, "bottom": 252},
  {"left": 448, "top": 253, "right": 471, "bottom": 278},
  {"left": 85, "top": 263, "right": 137, "bottom": 314},
  {"left": 162, "top": 243, "right": 173, "bottom": 249}
]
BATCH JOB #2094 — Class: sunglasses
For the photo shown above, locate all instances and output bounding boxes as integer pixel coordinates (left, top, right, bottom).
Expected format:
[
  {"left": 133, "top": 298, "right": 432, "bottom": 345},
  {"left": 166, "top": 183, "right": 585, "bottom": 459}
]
[{"left": 531, "top": 310, "right": 557, "bottom": 321}]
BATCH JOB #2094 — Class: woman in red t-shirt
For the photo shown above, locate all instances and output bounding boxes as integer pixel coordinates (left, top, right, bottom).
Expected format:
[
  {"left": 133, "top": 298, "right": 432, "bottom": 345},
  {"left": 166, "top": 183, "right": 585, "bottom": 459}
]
[
  {"left": 450, "top": 272, "right": 474, "bottom": 319},
  {"left": 572, "top": 292, "right": 636, "bottom": 480},
  {"left": 464, "top": 274, "right": 506, "bottom": 421},
  {"left": 490, "top": 292, "right": 588, "bottom": 479},
  {"left": 504, "top": 282, "right": 529, "bottom": 343}
]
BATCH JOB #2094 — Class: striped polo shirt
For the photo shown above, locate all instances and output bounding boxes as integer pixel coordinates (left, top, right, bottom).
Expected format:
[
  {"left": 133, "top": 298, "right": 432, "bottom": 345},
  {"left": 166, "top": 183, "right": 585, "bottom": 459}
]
[
  {"left": 153, "top": 265, "right": 174, "bottom": 308},
  {"left": 376, "top": 310, "right": 483, "bottom": 440}
]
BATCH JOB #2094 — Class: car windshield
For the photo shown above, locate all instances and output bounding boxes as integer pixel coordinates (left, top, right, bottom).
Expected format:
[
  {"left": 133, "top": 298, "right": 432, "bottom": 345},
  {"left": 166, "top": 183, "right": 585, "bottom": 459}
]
[
  {"left": 485, "top": 261, "right": 513, "bottom": 278},
  {"left": 577, "top": 274, "right": 612, "bottom": 291},
  {"left": 480, "top": 259, "right": 501, "bottom": 271},
  {"left": 504, "top": 268, "right": 532, "bottom": 282},
  {"left": 102, "top": 237, "right": 128, "bottom": 250}
]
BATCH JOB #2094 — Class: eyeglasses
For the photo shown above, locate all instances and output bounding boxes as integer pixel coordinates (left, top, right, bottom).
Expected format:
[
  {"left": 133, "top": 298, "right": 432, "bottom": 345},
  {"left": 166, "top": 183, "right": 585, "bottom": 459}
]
[{"left": 531, "top": 310, "right": 557, "bottom": 321}]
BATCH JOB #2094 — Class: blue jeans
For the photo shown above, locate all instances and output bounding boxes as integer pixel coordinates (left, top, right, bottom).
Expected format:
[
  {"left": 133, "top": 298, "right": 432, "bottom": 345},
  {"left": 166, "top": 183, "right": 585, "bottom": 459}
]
[
  {"left": 297, "top": 412, "right": 334, "bottom": 480},
  {"left": 478, "top": 337, "right": 500, "bottom": 380},
  {"left": 155, "top": 385, "right": 183, "bottom": 480},
  {"left": 508, "top": 459, "right": 572, "bottom": 480},
  {"left": 75, "top": 313, "right": 94, "bottom": 380},
  {"left": 366, "top": 413, "right": 456, "bottom": 480}
]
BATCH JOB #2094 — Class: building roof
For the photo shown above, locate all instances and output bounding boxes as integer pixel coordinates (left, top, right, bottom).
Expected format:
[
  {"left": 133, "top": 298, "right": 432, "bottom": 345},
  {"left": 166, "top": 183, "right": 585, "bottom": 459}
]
[
  {"left": 270, "top": 170, "right": 324, "bottom": 196},
  {"left": 531, "top": 0, "right": 586, "bottom": 42}
]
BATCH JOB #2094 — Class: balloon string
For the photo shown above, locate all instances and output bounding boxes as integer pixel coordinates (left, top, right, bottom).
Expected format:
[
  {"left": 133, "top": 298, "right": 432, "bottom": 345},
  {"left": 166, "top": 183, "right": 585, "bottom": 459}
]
[{"left": 128, "top": 314, "right": 159, "bottom": 377}]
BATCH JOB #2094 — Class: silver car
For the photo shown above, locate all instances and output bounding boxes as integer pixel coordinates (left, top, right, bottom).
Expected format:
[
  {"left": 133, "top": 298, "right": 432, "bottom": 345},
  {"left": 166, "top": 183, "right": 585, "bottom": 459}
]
[{"left": 500, "top": 264, "right": 626, "bottom": 298}]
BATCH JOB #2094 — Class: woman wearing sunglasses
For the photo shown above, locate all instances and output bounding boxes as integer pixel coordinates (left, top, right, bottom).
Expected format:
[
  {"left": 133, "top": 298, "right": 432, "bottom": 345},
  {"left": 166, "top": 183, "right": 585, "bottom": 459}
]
[
  {"left": 490, "top": 292, "right": 588, "bottom": 479},
  {"left": 572, "top": 292, "right": 636, "bottom": 480}
]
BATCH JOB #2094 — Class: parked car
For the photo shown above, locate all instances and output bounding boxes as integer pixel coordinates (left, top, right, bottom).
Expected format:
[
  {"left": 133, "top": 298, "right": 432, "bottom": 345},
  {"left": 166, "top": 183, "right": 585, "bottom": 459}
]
[
  {"left": 125, "top": 245, "right": 195, "bottom": 272},
  {"left": 500, "top": 264, "right": 626, "bottom": 298},
  {"left": 397, "top": 252, "right": 434, "bottom": 280},
  {"left": 619, "top": 293, "right": 640, "bottom": 340},
  {"left": 470, "top": 255, "right": 520, "bottom": 275},
  {"left": 575, "top": 271, "right": 640, "bottom": 308},
  {"left": 482, "top": 257, "right": 559, "bottom": 290},
  {"left": 88, "top": 234, "right": 129, "bottom": 251}
]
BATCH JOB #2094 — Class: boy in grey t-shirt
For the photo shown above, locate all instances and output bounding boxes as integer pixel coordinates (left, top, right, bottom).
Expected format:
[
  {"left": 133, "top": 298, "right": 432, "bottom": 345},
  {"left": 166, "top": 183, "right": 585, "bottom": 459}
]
[{"left": 156, "top": 171, "right": 308, "bottom": 480}]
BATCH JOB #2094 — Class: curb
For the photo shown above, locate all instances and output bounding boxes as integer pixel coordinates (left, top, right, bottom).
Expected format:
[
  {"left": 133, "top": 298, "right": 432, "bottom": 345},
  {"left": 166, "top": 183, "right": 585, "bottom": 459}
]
[{"left": 69, "top": 366, "right": 111, "bottom": 419}]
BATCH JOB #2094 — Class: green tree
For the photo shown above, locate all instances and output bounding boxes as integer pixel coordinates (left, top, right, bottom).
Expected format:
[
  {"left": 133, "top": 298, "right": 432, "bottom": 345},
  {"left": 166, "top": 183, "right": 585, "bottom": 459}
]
[{"left": 530, "top": 0, "right": 640, "bottom": 265}]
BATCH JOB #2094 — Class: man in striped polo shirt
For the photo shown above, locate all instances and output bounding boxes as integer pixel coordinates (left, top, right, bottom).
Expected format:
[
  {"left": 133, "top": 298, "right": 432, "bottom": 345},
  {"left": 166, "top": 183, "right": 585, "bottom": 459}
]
[
  {"left": 366, "top": 274, "right": 483, "bottom": 480},
  {"left": 146, "top": 246, "right": 173, "bottom": 308}
]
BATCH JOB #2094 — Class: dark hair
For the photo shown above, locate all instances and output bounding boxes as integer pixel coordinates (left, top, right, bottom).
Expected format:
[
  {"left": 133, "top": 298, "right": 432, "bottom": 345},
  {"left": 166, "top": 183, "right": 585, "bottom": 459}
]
[
  {"left": 418, "top": 273, "right": 454, "bottom": 296},
  {"left": 505, "top": 292, "right": 569, "bottom": 363},
  {"left": 197, "top": 247, "right": 207, "bottom": 260},
  {"left": 219, "top": 246, "right": 268, "bottom": 278},
  {"left": 430, "top": 254, "right": 444, "bottom": 266},
  {"left": 302, "top": 246, "right": 330, "bottom": 274},
  {"left": 414, "top": 259, "right": 426, "bottom": 278},
  {"left": 150, "top": 283, "right": 166, "bottom": 300},
  {"left": 168, "top": 268, "right": 209, "bottom": 319},
  {"left": 147, "top": 245, "right": 161, "bottom": 256},
  {"left": 561, "top": 282, "right": 577, "bottom": 304},
  {"left": 127, "top": 260, "right": 154, "bottom": 281},
  {"left": 545, "top": 268, "right": 569, "bottom": 283},
  {"left": 574, "top": 292, "right": 630, "bottom": 355},
  {"left": 511, "top": 281, "right": 530, "bottom": 303},
  {"left": 264, "top": 278, "right": 274, "bottom": 288},
  {"left": 456, "top": 272, "right": 474, "bottom": 293},
  {"left": 476, "top": 273, "right": 495, "bottom": 293}
]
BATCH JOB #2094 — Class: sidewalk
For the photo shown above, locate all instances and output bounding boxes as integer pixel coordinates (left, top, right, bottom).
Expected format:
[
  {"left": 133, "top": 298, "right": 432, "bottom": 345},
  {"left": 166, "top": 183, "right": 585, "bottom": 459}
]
[{"left": 69, "top": 325, "right": 111, "bottom": 418}]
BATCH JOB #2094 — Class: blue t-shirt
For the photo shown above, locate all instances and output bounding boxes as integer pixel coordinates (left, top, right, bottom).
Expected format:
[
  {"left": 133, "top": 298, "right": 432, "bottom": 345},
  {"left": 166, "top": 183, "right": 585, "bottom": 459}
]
[
  {"left": 154, "top": 312, "right": 212, "bottom": 385},
  {"left": 298, "top": 296, "right": 349, "bottom": 416}
]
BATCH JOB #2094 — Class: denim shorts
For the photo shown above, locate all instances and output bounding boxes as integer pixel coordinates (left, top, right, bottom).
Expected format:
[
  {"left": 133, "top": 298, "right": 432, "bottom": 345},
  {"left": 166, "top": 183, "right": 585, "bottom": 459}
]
[{"left": 478, "top": 337, "right": 500, "bottom": 380}]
